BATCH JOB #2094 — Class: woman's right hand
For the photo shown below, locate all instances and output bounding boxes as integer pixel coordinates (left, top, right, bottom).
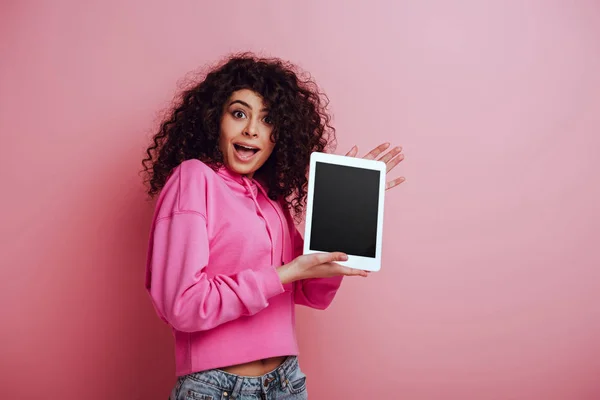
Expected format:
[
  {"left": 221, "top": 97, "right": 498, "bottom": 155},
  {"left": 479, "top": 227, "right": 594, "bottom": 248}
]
[{"left": 277, "top": 252, "right": 369, "bottom": 284}]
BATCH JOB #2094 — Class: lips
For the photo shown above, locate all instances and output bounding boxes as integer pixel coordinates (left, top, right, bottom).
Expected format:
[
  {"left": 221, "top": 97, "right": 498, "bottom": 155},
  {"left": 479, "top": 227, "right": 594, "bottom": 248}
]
[{"left": 233, "top": 143, "right": 260, "bottom": 161}]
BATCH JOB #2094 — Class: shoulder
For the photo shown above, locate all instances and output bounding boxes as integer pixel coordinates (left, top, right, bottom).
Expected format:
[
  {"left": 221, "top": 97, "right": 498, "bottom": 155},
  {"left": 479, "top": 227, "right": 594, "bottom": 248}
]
[
  {"left": 177, "top": 158, "right": 214, "bottom": 176},
  {"left": 156, "top": 159, "right": 218, "bottom": 217}
]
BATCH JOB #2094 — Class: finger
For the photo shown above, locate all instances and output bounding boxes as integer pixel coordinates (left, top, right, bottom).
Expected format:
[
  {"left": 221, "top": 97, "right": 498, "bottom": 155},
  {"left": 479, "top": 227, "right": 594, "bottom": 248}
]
[
  {"left": 378, "top": 146, "right": 402, "bottom": 164},
  {"left": 363, "top": 143, "right": 390, "bottom": 160},
  {"left": 313, "top": 252, "right": 348, "bottom": 265},
  {"left": 345, "top": 267, "right": 369, "bottom": 277},
  {"left": 345, "top": 146, "right": 359, "bottom": 157},
  {"left": 385, "top": 177, "right": 406, "bottom": 190},
  {"left": 330, "top": 263, "right": 369, "bottom": 277},
  {"left": 386, "top": 153, "right": 404, "bottom": 173}
]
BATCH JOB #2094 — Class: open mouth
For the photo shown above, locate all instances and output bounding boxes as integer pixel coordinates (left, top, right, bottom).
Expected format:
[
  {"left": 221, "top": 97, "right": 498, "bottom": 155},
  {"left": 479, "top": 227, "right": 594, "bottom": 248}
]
[{"left": 233, "top": 143, "right": 260, "bottom": 160}]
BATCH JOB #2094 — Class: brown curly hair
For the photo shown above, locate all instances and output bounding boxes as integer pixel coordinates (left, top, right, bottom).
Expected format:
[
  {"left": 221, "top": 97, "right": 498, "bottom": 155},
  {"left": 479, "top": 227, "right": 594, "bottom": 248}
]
[{"left": 141, "top": 52, "right": 336, "bottom": 218}]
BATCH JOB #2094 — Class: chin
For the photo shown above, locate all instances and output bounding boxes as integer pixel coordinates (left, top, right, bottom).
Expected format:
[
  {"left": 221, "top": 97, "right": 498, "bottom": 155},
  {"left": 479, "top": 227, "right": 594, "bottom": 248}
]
[
  {"left": 231, "top": 165, "right": 256, "bottom": 176},
  {"left": 226, "top": 159, "right": 261, "bottom": 177}
]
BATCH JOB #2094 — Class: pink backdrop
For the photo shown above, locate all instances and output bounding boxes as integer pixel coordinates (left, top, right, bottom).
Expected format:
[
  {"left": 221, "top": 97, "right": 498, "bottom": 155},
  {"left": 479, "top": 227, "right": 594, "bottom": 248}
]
[{"left": 1, "top": 1, "right": 599, "bottom": 399}]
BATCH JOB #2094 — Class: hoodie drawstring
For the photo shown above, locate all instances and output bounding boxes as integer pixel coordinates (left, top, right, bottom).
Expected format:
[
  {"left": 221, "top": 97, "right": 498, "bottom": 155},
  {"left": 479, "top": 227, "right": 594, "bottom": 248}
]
[{"left": 242, "top": 178, "right": 277, "bottom": 266}]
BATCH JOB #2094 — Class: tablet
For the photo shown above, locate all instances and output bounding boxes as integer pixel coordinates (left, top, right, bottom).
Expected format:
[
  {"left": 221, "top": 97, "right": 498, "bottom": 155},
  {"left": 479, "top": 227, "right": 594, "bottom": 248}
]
[{"left": 303, "top": 152, "right": 387, "bottom": 271}]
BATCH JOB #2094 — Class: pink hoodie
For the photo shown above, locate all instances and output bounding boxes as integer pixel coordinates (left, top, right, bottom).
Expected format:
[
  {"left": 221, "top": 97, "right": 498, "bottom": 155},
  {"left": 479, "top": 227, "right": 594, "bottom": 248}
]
[{"left": 145, "top": 159, "right": 343, "bottom": 375}]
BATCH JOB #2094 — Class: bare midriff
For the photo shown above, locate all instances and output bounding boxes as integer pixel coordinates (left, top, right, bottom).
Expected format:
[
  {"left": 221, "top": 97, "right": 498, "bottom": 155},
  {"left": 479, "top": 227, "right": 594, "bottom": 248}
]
[{"left": 219, "top": 356, "right": 288, "bottom": 376}]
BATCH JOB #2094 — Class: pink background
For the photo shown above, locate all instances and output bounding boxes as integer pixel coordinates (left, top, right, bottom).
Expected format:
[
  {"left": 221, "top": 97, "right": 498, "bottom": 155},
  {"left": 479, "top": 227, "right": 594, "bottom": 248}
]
[{"left": 2, "top": 1, "right": 599, "bottom": 399}]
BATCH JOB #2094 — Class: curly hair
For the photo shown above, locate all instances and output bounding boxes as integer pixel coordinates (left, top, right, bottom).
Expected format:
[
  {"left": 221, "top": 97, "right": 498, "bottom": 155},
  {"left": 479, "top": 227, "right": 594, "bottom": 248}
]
[{"left": 141, "top": 52, "right": 336, "bottom": 218}]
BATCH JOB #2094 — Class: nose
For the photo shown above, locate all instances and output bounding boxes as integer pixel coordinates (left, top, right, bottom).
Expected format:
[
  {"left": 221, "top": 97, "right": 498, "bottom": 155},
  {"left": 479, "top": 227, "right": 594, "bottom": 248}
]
[{"left": 243, "top": 119, "right": 259, "bottom": 138}]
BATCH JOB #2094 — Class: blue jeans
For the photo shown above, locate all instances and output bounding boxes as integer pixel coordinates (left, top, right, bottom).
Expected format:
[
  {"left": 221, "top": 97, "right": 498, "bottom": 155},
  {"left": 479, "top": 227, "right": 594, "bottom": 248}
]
[{"left": 170, "top": 356, "right": 308, "bottom": 400}]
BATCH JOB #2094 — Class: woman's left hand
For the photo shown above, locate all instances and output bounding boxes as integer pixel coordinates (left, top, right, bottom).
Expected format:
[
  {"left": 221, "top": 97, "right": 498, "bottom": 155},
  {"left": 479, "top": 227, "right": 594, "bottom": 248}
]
[{"left": 345, "top": 143, "right": 405, "bottom": 190}]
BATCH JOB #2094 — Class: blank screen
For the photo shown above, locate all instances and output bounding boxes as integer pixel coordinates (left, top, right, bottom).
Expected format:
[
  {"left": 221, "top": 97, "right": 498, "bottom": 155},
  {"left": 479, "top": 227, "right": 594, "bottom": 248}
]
[{"left": 309, "top": 162, "right": 380, "bottom": 258}]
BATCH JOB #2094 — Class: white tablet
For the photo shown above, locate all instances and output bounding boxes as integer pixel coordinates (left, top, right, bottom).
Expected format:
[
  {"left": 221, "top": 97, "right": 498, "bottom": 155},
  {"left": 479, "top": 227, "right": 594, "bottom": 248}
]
[{"left": 303, "top": 152, "right": 387, "bottom": 272}]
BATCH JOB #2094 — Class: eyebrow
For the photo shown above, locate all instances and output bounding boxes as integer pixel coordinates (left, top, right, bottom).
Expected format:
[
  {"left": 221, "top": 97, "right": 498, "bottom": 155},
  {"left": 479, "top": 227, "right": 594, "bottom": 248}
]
[{"left": 229, "top": 100, "right": 269, "bottom": 112}]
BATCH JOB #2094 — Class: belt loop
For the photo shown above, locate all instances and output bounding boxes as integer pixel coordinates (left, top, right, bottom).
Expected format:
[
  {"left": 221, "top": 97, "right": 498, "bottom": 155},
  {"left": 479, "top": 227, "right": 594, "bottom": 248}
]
[
  {"left": 277, "top": 365, "right": 288, "bottom": 390},
  {"left": 230, "top": 376, "right": 244, "bottom": 399}
]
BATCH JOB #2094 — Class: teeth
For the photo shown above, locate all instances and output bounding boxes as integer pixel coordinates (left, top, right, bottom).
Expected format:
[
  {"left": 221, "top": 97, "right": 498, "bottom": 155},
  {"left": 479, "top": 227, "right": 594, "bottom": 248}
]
[{"left": 237, "top": 144, "right": 257, "bottom": 150}]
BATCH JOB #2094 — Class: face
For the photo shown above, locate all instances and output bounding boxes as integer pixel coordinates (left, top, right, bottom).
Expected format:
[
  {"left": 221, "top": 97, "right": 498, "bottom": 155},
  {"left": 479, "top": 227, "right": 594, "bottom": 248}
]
[{"left": 218, "top": 89, "right": 276, "bottom": 179}]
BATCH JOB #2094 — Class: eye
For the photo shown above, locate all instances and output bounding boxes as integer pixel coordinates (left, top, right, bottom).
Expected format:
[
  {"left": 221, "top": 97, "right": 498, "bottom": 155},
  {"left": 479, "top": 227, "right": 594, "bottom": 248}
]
[
  {"left": 263, "top": 115, "right": 273, "bottom": 125},
  {"left": 232, "top": 110, "right": 246, "bottom": 119}
]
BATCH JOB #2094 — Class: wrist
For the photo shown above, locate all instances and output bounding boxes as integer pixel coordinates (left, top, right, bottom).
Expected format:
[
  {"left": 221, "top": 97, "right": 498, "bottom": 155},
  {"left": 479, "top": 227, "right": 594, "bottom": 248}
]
[{"left": 277, "top": 262, "right": 297, "bottom": 285}]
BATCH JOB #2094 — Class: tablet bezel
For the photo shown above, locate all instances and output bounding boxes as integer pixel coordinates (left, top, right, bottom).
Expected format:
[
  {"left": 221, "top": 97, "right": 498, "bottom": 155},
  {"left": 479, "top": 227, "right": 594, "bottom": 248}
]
[{"left": 303, "top": 152, "right": 386, "bottom": 272}]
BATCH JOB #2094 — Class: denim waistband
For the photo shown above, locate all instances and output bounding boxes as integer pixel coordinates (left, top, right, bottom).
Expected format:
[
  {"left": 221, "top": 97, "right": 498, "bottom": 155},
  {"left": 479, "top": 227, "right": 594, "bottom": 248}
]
[{"left": 185, "top": 356, "right": 299, "bottom": 397}]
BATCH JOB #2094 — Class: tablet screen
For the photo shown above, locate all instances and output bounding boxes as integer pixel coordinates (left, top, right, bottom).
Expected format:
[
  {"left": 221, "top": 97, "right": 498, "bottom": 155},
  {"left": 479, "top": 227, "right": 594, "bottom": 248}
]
[{"left": 309, "top": 161, "right": 381, "bottom": 258}]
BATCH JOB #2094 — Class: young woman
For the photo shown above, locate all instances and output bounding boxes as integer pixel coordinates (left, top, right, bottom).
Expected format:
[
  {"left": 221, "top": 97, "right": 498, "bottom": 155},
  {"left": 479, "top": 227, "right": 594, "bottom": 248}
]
[{"left": 142, "top": 53, "right": 405, "bottom": 400}]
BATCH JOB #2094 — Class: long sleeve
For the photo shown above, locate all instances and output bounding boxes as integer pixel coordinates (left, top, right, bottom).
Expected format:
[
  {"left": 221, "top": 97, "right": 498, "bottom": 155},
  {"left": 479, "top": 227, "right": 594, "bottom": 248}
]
[
  {"left": 291, "top": 226, "right": 344, "bottom": 310},
  {"left": 146, "top": 211, "right": 284, "bottom": 332}
]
